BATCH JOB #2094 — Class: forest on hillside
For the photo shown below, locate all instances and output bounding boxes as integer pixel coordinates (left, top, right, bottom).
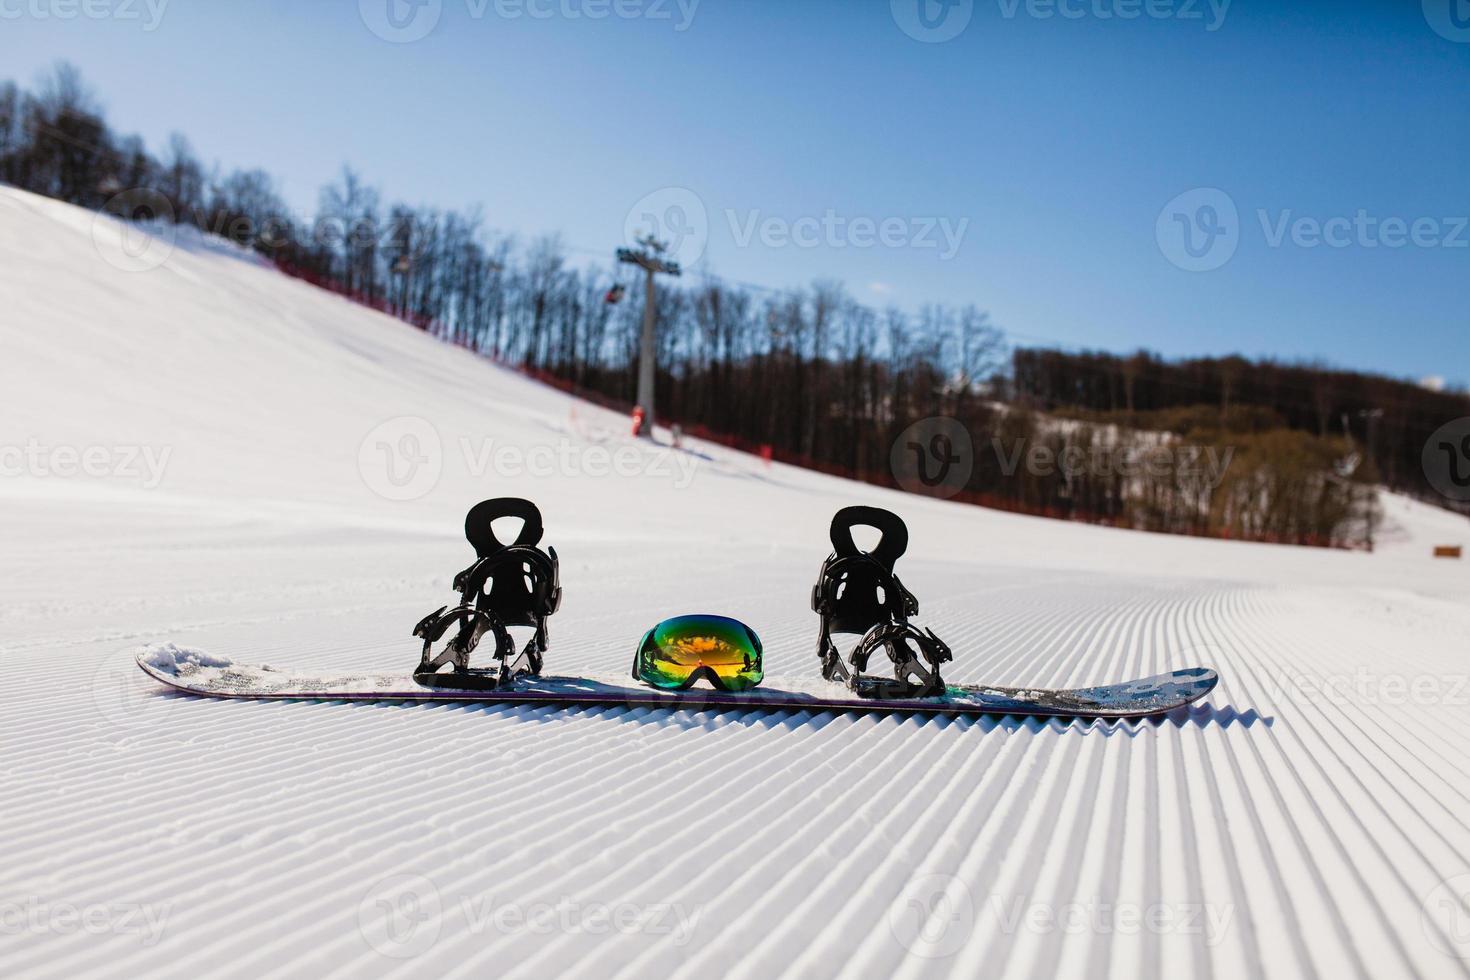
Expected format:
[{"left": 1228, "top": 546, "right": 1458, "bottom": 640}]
[
  {"left": 5, "top": 63, "right": 1465, "bottom": 548},
  {"left": 1013, "top": 349, "right": 1467, "bottom": 505}
]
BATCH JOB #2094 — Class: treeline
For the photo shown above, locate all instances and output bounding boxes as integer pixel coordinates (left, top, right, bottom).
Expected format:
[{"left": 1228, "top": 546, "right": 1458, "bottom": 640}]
[
  {"left": 1014, "top": 348, "right": 1470, "bottom": 508},
  {"left": 2, "top": 63, "right": 1441, "bottom": 547}
]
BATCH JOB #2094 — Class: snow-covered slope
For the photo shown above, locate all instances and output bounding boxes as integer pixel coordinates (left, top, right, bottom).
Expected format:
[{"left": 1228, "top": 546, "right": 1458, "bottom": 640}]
[{"left": 3, "top": 186, "right": 1470, "bottom": 979}]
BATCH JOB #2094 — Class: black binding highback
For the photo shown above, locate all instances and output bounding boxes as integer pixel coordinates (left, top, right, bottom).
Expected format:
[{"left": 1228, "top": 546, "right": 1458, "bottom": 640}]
[
  {"left": 462, "top": 498, "right": 557, "bottom": 628},
  {"left": 823, "top": 505, "right": 910, "bottom": 636}
]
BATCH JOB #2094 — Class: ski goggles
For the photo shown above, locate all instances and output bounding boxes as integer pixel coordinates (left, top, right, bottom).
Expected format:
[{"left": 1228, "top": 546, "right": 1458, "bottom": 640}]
[{"left": 630, "top": 615, "right": 764, "bottom": 692}]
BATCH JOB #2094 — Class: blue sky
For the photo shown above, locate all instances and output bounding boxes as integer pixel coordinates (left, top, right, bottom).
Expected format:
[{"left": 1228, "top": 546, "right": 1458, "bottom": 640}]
[{"left": 3, "top": 0, "right": 1467, "bottom": 385}]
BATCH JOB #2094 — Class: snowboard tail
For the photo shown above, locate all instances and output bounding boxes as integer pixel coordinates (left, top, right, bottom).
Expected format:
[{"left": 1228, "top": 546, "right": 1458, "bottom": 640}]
[{"left": 135, "top": 645, "right": 1217, "bottom": 719}]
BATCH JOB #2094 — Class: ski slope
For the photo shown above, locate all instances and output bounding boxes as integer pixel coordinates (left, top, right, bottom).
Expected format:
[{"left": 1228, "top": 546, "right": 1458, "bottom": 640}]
[{"left": 3, "top": 186, "right": 1470, "bottom": 979}]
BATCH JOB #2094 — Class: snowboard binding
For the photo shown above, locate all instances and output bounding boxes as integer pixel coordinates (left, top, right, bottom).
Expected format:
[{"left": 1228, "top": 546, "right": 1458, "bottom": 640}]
[
  {"left": 811, "top": 506, "right": 952, "bottom": 699},
  {"left": 413, "top": 498, "right": 562, "bottom": 691}
]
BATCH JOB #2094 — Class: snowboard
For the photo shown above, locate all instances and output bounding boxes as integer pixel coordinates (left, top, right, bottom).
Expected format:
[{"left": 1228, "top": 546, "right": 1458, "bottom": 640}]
[{"left": 135, "top": 645, "right": 1218, "bottom": 719}]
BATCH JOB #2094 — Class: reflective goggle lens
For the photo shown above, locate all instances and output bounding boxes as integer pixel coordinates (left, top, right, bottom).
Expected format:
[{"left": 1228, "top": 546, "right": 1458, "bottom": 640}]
[{"left": 631, "top": 615, "right": 764, "bottom": 692}]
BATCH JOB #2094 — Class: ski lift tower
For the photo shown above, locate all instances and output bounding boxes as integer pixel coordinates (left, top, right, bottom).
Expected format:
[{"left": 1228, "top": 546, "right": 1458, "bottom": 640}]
[{"left": 617, "top": 235, "right": 682, "bottom": 437}]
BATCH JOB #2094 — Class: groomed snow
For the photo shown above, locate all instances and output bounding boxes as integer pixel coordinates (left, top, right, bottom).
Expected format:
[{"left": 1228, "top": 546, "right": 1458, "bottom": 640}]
[{"left": 3, "top": 187, "right": 1470, "bottom": 979}]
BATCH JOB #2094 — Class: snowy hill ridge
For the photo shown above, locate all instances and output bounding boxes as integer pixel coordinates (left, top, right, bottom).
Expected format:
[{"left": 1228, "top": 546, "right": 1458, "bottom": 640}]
[{"left": 4, "top": 187, "right": 1470, "bottom": 978}]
